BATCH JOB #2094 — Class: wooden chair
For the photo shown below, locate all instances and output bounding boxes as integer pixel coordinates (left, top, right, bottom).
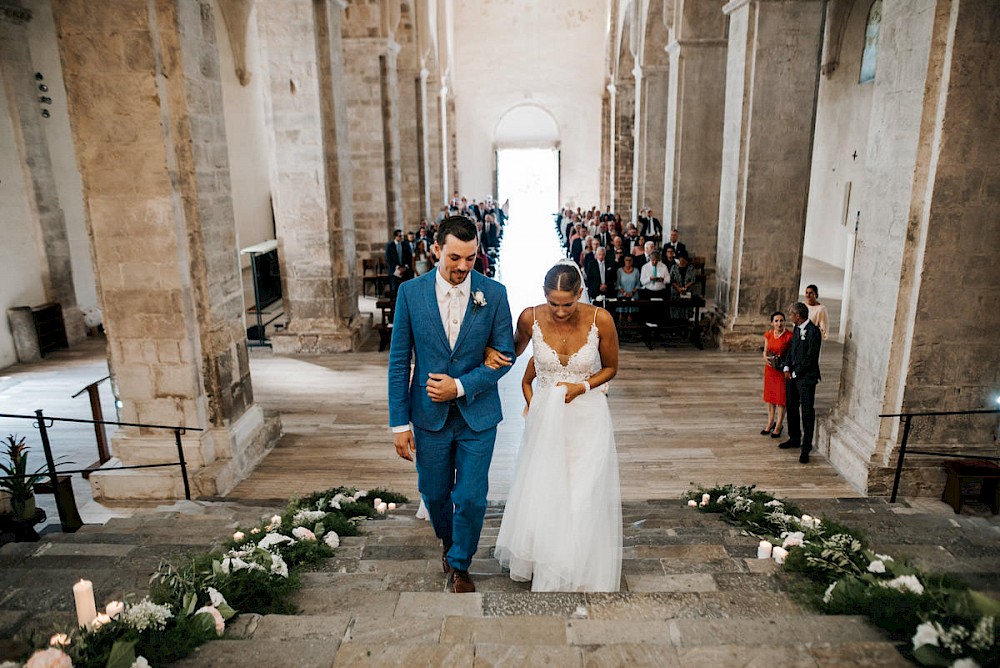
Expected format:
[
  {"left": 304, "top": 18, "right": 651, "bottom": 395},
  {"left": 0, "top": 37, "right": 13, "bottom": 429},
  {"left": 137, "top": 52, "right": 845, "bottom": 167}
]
[
  {"left": 362, "top": 257, "right": 390, "bottom": 297},
  {"left": 690, "top": 256, "right": 708, "bottom": 297}
]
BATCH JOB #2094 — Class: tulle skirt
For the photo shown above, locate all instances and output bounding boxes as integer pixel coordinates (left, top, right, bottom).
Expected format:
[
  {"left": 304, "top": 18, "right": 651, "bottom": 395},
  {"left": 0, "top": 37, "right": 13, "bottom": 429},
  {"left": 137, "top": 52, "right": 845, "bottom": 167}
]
[{"left": 495, "top": 384, "right": 623, "bottom": 592}]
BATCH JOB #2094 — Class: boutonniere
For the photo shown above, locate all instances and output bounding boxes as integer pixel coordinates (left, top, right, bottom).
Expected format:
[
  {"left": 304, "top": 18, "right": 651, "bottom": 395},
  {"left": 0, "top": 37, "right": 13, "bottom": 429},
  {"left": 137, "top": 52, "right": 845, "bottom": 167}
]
[{"left": 472, "top": 290, "right": 487, "bottom": 308}]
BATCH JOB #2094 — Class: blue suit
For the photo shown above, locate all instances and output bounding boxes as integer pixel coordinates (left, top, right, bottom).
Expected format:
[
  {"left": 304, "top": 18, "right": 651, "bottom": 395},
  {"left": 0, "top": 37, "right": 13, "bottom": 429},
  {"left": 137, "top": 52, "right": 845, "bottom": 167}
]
[{"left": 387, "top": 270, "right": 515, "bottom": 570}]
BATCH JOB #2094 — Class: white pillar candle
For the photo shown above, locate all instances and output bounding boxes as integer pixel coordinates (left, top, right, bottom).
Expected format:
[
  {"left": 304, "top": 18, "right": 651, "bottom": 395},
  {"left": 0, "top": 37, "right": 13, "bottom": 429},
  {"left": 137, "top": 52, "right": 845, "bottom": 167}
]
[
  {"left": 387, "top": 502, "right": 396, "bottom": 511},
  {"left": 687, "top": 499, "right": 697, "bottom": 507},
  {"left": 73, "top": 579, "right": 97, "bottom": 628},
  {"left": 105, "top": 600, "right": 124, "bottom": 619},
  {"left": 373, "top": 498, "right": 382, "bottom": 507},
  {"left": 376, "top": 503, "right": 387, "bottom": 514},
  {"left": 772, "top": 547, "right": 789, "bottom": 564},
  {"left": 701, "top": 493, "right": 711, "bottom": 504},
  {"left": 757, "top": 541, "right": 773, "bottom": 559}
]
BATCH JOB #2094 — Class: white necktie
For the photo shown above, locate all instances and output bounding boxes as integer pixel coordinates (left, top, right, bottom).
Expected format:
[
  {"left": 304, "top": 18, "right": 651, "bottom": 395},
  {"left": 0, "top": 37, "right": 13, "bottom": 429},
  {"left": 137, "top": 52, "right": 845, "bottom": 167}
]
[{"left": 448, "top": 286, "right": 463, "bottom": 348}]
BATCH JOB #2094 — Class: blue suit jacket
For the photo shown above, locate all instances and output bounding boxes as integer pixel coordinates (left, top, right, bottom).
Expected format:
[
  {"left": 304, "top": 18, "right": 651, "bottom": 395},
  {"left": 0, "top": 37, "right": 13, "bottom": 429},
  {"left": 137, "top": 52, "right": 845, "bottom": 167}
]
[{"left": 387, "top": 270, "right": 515, "bottom": 433}]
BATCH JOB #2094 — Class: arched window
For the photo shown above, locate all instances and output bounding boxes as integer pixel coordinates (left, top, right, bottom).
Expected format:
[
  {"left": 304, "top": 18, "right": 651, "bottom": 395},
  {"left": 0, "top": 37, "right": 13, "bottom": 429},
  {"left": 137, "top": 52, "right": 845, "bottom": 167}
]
[{"left": 859, "top": 0, "right": 881, "bottom": 84}]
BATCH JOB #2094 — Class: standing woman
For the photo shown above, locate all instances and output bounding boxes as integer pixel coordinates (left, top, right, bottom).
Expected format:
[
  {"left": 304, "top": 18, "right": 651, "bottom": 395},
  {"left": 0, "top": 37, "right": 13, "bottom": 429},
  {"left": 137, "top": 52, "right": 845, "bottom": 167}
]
[
  {"left": 804, "top": 284, "right": 829, "bottom": 340},
  {"left": 616, "top": 255, "right": 640, "bottom": 323},
  {"left": 762, "top": 311, "right": 792, "bottom": 437},
  {"left": 412, "top": 239, "right": 434, "bottom": 276}
]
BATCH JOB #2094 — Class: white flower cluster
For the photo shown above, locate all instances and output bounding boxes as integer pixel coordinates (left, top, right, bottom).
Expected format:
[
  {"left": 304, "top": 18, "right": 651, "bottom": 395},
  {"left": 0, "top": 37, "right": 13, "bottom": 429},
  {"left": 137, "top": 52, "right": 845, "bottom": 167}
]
[
  {"left": 118, "top": 597, "right": 173, "bottom": 633},
  {"left": 257, "top": 532, "right": 295, "bottom": 550},
  {"left": 781, "top": 531, "right": 805, "bottom": 549},
  {"left": 131, "top": 657, "right": 151, "bottom": 668},
  {"left": 764, "top": 500, "right": 783, "bottom": 508},
  {"left": 921, "top": 617, "right": 996, "bottom": 655},
  {"left": 292, "top": 509, "right": 326, "bottom": 527},
  {"left": 292, "top": 526, "right": 317, "bottom": 541},
  {"left": 731, "top": 496, "right": 753, "bottom": 514},
  {"left": 880, "top": 574, "right": 924, "bottom": 595},
  {"left": 220, "top": 543, "right": 289, "bottom": 578}
]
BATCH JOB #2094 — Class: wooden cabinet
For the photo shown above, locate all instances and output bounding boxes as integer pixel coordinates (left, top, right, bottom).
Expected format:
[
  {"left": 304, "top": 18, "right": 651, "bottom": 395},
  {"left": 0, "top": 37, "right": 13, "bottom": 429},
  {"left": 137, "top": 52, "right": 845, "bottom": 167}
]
[{"left": 32, "top": 303, "right": 68, "bottom": 356}]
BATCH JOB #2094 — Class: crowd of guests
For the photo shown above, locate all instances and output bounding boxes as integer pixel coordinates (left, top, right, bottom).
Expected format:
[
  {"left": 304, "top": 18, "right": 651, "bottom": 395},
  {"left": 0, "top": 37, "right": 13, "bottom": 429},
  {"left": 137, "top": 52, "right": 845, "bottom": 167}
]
[
  {"left": 554, "top": 206, "right": 701, "bottom": 321},
  {"left": 385, "top": 194, "right": 508, "bottom": 293}
]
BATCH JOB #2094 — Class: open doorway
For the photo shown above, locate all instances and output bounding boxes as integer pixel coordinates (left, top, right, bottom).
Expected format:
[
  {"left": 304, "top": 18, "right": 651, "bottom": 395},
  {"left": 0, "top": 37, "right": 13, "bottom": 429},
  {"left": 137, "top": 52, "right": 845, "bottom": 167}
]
[{"left": 496, "top": 147, "right": 560, "bottom": 221}]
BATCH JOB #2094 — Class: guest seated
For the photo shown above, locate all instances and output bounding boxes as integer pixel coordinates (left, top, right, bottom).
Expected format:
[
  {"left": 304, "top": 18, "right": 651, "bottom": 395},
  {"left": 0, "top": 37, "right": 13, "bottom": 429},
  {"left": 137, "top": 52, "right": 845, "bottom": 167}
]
[
  {"left": 585, "top": 247, "right": 616, "bottom": 303},
  {"left": 639, "top": 249, "right": 669, "bottom": 298},
  {"left": 669, "top": 252, "right": 697, "bottom": 319}
]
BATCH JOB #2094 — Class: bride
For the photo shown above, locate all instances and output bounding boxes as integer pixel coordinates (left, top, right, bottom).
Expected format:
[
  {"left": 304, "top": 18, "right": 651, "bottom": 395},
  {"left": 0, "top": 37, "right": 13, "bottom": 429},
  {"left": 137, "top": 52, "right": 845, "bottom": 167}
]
[{"left": 493, "top": 260, "right": 623, "bottom": 592}]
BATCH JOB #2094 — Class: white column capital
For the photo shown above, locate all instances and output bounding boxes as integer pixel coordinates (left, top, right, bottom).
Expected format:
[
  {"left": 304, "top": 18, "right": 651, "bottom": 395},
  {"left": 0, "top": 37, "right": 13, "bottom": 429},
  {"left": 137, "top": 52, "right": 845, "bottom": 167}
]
[
  {"left": 607, "top": 83, "right": 617, "bottom": 95},
  {"left": 722, "top": 0, "right": 751, "bottom": 16},
  {"left": 439, "top": 85, "right": 448, "bottom": 97},
  {"left": 419, "top": 67, "right": 429, "bottom": 81}
]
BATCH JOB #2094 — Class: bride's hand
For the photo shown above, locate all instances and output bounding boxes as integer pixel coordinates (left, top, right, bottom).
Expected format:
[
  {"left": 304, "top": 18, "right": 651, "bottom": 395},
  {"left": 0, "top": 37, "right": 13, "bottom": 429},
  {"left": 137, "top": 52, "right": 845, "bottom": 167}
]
[
  {"left": 557, "top": 381, "right": 587, "bottom": 403},
  {"left": 484, "top": 346, "right": 512, "bottom": 370}
]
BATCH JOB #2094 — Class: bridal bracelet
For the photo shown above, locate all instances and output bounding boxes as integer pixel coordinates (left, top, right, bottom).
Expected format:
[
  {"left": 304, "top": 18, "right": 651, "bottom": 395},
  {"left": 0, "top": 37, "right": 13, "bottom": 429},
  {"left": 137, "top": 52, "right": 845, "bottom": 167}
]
[{"left": 583, "top": 380, "right": 592, "bottom": 393}]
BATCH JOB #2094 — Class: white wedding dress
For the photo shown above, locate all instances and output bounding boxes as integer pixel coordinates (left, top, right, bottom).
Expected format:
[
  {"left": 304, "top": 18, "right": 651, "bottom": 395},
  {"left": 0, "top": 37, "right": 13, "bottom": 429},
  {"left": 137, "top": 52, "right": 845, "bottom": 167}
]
[{"left": 494, "top": 311, "right": 623, "bottom": 592}]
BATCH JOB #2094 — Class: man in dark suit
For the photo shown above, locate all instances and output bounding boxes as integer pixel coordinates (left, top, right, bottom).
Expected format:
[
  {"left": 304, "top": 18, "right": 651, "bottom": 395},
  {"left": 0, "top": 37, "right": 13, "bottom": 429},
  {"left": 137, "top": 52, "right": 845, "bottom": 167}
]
[
  {"left": 663, "top": 228, "right": 686, "bottom": 258},
  {"left": 584, "top": 247, "right": 616, "bottom": 302},
  {"left": 595, "top": 222, "right": 612, "bottom": 249},
  {"left": 640, "top": 209, "right": 662, "bottom": 243},
  {"left": 779, "top": 302, "right": 822, "bottom": 463},
  {"left": 385, "top": 228, "right": 412, "bottom": 293}
]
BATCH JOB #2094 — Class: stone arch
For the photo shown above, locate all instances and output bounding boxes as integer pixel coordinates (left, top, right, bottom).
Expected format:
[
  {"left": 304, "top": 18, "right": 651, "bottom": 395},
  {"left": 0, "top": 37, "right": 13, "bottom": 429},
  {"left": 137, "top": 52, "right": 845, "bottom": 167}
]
[
  {"left": 859, "top": 0, "right": 881, "bottom": 83},
  {"left": 494, "top": 104, "right": 560, "bottom": 149}
]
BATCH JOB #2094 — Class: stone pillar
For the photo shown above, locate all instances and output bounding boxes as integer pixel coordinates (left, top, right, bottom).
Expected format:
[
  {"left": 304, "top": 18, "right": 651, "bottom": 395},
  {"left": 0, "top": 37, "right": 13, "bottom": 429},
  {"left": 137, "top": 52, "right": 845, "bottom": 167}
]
[
  {"left": 52, "top": 0, "right": 278, "bottom": 500},
  {"left": 715, "top": 0, "right": 824, "bottom": 348},
  {"left": 439, "top": 83, "right": 450, "bottom": 202},
  {"left": 637, "top": 64, "right": 668, "bottom": 221},
  {"left": 605, "top": 83, "right": 616, "bottom": 210},
  {"left": 613, "top": 80, "right": 635, "bottom": 220},
  {"left": 0, "top": 6, "right": 86, "bottom": 345},
  {"left": 630, "top": 65, "right": 643, "bottom": 224},
  {"left": 416, "top": 68, "right": 432, "bottom": 219},
  {"left": 424, "top": 72, "right": 444, "bottom": 212},
  {"left": 821, "top": 0, "right": 1000, "bottom": 495},
  {"left": 662, "top": 0, "right": 727, "bottom": 277},
  {"left": 342, "top": 12, "right": 403, "bottom": 261},
  {"left": 258, "top": 0, "right": 363, "bottom": 353}
]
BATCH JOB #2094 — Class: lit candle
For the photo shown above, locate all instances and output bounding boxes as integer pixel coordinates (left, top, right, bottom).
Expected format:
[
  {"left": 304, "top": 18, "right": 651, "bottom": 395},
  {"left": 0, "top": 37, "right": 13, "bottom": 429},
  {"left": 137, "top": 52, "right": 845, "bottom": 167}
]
[
  {"left": 73, "top": 580, "right": 97, "bottom": 628},
  {"left": 387, "top": 502, "right": 396, "bottom": 511},
  {"left": 49, "top": 633, "right": 71, "bottom": 647},
  {"left": 772, "top": 547, "right": 789, "bottom": 564},
  {"left": 687, "top": 500, "right": 697, "bottom": 507},
  {"left": 373, "top": 498, "right": 383, "bottom": 507},
  {"left": 757, "top": 541, "right": 773, "bottom": 559},
  {"left": 105, "top": 600, "right": 124, "bottom": 619},
  {"left": 701, "top": 493, "right": 711, "bottom": 504}
]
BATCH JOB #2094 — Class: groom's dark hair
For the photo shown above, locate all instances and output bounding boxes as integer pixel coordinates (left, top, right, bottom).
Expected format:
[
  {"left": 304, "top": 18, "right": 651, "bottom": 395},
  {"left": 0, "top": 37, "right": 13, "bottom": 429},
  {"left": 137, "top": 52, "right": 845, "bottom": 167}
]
[{"left": 436, "top": 216, "right": 478, "bottom": 246}]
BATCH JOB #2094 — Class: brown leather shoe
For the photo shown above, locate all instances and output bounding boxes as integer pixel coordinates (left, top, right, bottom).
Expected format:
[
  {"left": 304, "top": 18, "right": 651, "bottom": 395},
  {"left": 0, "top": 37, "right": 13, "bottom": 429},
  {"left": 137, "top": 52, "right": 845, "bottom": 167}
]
[
  {"left": 441, "top": 546, "right": 452, "bottom": 574},
  {"left": 452, "top": 570, "right": 475, "bottom": 593}
]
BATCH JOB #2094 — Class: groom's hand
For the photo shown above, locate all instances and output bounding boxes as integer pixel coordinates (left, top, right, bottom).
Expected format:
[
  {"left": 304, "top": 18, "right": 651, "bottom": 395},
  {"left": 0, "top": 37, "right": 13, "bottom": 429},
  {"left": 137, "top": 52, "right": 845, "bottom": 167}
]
[
  {"left": 426, "top": 373, "right": 459, "bottom": 402},
  {"left": 394, "top": 430, "right": 416, "bottom": 462}
]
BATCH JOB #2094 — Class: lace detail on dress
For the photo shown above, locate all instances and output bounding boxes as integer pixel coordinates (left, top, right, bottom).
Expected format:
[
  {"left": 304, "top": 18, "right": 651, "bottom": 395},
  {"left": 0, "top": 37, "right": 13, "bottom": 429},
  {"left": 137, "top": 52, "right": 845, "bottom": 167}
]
[{"left": 532, "top": 320, "right": 599, "bottom": 389}]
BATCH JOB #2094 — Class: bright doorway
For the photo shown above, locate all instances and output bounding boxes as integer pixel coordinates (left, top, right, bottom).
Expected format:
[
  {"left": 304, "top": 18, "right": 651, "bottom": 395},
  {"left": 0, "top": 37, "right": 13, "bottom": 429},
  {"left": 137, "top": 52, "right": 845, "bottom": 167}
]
[{"left": 496, "top": 147, "right": 560, "bottom": 221}]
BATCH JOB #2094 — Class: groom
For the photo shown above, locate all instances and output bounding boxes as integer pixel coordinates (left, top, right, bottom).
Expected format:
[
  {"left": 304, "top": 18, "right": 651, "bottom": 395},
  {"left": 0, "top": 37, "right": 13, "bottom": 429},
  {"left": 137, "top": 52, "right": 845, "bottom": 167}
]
[{"left": 387, "top": 216, "right": 515, "bottom": 593}]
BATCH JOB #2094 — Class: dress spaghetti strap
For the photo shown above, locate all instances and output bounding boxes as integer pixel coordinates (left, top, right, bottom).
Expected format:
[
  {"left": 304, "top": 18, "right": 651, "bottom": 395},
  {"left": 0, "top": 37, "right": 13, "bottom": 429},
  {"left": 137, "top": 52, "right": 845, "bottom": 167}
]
[{"left": 592, "top": 306, "right": 598, "bottom": 325}]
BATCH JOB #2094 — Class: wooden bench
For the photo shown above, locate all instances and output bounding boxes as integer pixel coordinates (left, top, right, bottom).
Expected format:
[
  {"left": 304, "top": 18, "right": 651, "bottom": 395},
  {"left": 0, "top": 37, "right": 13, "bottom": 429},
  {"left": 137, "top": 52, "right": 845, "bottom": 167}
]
[
  {"left": 942, "top": 459, "right": 1000, "bottom": 514},
  {"left": 376, "top": 297, "right": 395, "bottom": 351}
]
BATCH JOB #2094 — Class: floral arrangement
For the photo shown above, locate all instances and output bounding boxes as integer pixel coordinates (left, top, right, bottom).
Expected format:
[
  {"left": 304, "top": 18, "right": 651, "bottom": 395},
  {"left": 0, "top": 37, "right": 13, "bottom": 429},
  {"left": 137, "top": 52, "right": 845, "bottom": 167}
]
[
  {"left": 9, "top": 486, "right": 407, "bottom": 667},
  {"left": 685, "top": 484, "right": 999, "bottom": 668}
]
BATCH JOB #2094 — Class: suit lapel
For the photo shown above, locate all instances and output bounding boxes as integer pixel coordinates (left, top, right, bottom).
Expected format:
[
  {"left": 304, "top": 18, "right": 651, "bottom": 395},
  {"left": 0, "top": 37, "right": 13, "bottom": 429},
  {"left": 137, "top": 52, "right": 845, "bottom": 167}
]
[
  {"left": 451, "top": 272, "right": 482, "bottom": 353},
  {"left": 422, "top": 272, "right": 450, "bottom": 350}
]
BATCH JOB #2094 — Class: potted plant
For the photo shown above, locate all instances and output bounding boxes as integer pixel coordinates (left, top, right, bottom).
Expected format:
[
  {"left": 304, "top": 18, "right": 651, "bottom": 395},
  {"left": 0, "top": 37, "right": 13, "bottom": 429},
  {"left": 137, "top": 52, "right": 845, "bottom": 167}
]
[{"left": 0, "top": 434, "right": 48, "bottom": 520}]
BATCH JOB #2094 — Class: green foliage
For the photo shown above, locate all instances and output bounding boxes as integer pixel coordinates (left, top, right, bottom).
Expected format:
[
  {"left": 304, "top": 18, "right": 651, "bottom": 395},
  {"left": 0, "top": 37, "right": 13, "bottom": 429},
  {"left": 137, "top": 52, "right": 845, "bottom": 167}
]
[{"left": 688, "top": 483, "right": 998, "bottom": 667}]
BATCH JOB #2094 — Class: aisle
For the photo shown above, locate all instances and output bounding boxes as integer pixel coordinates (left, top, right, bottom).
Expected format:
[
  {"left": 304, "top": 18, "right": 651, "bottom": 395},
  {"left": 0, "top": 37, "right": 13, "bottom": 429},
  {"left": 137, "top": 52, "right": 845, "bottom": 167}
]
[{"left": 489, "top": 209, "right": 566, "bottom": 499}]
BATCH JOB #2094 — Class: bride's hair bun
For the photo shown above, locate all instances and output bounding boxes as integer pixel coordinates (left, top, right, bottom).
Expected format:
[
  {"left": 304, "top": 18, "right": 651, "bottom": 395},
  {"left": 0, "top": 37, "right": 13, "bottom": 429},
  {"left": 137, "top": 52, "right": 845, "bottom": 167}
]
[{"left": 544, "top": 259, "right": 583, "bottom": 293}]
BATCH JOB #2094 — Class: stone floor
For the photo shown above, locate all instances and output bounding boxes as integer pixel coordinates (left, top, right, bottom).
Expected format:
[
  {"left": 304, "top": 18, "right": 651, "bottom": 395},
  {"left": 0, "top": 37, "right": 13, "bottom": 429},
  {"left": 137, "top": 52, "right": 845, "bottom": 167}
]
[{"left": 1, "top": 496, "right": 997, "bottom": 666}]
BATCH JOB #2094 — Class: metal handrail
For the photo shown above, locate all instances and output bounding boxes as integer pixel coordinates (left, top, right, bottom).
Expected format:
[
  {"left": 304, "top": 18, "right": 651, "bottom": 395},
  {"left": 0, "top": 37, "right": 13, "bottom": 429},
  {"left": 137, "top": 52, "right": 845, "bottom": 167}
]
[
  {"left": 0, "top": 409, "right": 202, "bottom": 532},
  {"left": 878, "top": 408, "right": 1000, "bottom": 502}
]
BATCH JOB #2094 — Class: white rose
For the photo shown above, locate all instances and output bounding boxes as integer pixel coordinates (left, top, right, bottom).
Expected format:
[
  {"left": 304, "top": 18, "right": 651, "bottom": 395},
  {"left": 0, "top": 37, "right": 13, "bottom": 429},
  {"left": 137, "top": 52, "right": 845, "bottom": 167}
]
[
  {"left": 207, "top": 587, "right": 227, "bottom": 609},
  {"left": 867, "top": 560, "right": 885, "bottom": 574},
  {"left": 25, "top": 649, "right": 73, "bottom": 668},
  {"left": 195, "top": 605, "right": 225, "bottom": 636},
  {"left": 912, "top": 621, "right": 941, "bottom": 649},
  {"left": 324, "top": 531, "right": 341, "bottom": 548},
  {"left": 233, "top": 531, "right": 245, "bottom": 542},
  {"left": 292, "top": 526, "right": 317, "bottom": 541},
  {"left": 131, "top": 657, "right": 151, "bottom": 668}
]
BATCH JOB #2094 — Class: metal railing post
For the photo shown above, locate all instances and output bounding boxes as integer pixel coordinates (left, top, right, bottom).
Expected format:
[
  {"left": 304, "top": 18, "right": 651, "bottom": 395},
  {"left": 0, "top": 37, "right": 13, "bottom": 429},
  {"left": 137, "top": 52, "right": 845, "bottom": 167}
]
[
  {"left": 35, "top": 409, "right": 82, "bottom": 531},
  {"left": 174, "top": 429, "right": 191, "bottom": 501},
  {"left": 889, "top": 415, "right": 913, "bottom": 503},
  {"left": 85, "top": 384, "right": 110, "bottom": 463}
]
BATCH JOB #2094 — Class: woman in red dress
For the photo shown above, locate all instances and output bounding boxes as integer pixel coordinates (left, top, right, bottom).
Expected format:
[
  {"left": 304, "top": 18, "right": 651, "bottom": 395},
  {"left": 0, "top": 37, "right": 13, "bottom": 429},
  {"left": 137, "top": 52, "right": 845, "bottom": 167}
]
[{"left": 762, "top": 311, "right": 792, "bottom": 438}]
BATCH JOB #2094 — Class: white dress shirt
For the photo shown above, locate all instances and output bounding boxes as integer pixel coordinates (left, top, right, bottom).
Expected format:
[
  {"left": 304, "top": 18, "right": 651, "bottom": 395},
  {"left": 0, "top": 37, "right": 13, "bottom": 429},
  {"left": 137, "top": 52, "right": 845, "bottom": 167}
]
[{"left": 640, "top": 261, "right": 668, "bottom": 291}]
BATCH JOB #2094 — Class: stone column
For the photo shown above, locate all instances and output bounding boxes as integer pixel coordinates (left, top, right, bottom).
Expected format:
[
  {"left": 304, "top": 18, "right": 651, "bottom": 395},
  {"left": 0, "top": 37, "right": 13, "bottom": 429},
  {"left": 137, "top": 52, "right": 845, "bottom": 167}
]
[
  {"left": 343, "top": 30, "right": 404, "bottom": 259},
  {"left": 416, "top": 68, "right": 432, "bottom": 219},
  {"left": 52, "top": 0, "right": 278, "bottom": 500},
  {"left": 637, "top": 63, "right": 668, "bottom": 221},
  {"left": 0, "top": 6, "right": 86, "bottom": 345},
  {"left": 605, "top": 83, "right": 616, "bottom": 210},
  {"left": 630, "top": 65, "right": 643, "bottom": 224},
  {"left": 715, "top": 0, "right": 824, "bottom": 348},
  {"left": 257, "top": 0, "right": 363, "bottom": 353},
  {"left": 613, "top": 80, "right": 635, "bottom": 219},
  {"left": 439, "top": 83, "right": 450, "bottom": 202},
  {"left": 662, "top": 0, "right": 727, "bottom": 278},
  {"left": 821, "top": 0, "right": 1000, "bottom": 495}
]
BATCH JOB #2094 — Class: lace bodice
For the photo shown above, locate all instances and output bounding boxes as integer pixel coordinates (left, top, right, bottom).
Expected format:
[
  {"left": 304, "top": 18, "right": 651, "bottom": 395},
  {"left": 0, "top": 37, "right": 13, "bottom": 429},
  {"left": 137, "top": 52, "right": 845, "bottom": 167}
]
[{"left": 532, "top": 318, "right": 600, "bottom": 389}]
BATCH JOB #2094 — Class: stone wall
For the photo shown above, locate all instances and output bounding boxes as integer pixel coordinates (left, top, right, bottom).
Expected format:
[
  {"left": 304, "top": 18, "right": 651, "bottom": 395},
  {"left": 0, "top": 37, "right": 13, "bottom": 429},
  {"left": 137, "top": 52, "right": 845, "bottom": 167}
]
[{"left": 613, "top": 81, "right": 635, "bottom": 220}]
